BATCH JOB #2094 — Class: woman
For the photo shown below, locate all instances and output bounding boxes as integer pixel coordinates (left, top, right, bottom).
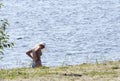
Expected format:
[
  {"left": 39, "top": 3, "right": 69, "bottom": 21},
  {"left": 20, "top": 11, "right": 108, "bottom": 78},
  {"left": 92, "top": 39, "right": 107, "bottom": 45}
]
[{"left": 26, "top": 42, "right": 45, "bottom": 68}]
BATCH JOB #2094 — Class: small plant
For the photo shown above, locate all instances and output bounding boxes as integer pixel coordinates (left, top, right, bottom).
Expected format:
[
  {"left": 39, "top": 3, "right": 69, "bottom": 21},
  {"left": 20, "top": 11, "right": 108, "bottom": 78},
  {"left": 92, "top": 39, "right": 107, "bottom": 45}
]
[
  {"left": 96, "top": 59, "right": 99, "bottom": 65},
  {"left": 0, "top": 3, "right": 14, "bottom": 54},
  {"left": 0, "top": 3, "right": 4, "bottom": 8}
]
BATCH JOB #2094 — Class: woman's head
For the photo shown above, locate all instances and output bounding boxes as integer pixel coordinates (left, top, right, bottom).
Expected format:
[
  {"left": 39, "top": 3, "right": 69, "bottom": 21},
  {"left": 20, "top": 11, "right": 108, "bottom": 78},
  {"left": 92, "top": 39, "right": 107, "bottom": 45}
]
[{"left": 39, "top": 42, "right": 46, "bottom": 49}]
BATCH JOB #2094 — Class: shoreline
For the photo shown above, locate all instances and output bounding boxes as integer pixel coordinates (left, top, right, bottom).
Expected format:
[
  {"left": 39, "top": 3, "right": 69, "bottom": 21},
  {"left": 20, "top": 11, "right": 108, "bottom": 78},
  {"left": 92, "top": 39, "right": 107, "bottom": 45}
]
[
  {"left": 1, "top": 58, "right": 119, "bottom": 70},
  {"left": 1, "top": 60, "right": 120, "bottom": 81}
]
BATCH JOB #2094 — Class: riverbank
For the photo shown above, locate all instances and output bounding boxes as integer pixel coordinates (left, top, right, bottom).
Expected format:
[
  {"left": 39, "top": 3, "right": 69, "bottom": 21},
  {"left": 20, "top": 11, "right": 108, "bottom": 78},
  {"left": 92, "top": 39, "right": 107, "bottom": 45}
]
[{"left": 1, "top": 61, "right": 120, "bottom": 81}]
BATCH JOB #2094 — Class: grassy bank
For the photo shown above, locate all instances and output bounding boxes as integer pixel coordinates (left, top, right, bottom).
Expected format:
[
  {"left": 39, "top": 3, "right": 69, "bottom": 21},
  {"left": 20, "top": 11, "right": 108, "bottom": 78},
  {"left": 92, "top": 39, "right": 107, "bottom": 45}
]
[{"left": 1, "top": 61, "right": 120, "bottom": 81}]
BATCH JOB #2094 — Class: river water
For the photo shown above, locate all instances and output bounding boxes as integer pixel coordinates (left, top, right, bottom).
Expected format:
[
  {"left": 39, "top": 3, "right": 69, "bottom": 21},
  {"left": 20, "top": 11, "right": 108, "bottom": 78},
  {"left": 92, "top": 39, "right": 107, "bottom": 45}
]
[{"left": 0, "top": 0, "right": 120, "bottom": 69}]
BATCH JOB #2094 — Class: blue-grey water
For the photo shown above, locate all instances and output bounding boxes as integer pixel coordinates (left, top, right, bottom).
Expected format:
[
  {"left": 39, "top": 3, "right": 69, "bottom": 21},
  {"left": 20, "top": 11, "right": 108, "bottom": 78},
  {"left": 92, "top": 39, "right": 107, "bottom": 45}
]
[{"left": 0, "top": 0, "right": 120, "bottom": 69}]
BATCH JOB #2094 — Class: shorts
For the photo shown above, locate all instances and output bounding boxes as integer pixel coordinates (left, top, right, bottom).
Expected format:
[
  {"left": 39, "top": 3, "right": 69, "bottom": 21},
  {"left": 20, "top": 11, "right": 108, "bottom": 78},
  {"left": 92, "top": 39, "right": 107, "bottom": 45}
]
[{"left": 32, "top": 61, "right": 41, "bottom": 68}]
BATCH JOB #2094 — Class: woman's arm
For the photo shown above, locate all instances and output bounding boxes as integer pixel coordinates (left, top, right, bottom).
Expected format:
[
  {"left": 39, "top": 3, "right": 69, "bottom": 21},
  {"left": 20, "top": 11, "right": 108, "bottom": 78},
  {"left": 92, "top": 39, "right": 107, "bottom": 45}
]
[{"left": 26, "top": 49, "right": 33, "bottom": 59}]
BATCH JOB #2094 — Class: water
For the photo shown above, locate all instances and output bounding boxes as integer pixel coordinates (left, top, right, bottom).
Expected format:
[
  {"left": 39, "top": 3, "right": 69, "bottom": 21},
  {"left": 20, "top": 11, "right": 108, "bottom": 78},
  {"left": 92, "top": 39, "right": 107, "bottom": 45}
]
[{"left": 0, "top": 0, "right": 120, "bottom": 69}]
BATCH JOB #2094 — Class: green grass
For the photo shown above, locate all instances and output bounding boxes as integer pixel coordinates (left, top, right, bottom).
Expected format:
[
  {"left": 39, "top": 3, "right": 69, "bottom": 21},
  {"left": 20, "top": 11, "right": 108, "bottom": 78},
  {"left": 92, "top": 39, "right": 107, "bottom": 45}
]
[
  {"left": 0, "top": 67, "right": 52, "bottom": 79},
  {"left": 1, "top": 61, "right": 120, "bottom": 81}
]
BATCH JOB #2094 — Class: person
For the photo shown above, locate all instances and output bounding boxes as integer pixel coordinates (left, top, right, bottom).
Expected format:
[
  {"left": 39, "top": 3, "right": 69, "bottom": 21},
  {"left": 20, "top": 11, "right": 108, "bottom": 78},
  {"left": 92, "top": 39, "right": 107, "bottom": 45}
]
[{"left": 26, "top": 42, "right": 45, "bottom": 68}]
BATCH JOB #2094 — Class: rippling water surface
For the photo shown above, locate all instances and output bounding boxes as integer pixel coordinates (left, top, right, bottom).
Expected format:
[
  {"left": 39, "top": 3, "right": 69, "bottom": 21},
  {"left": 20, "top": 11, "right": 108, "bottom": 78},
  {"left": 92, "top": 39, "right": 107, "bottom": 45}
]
[{"left": 0, "top": 0, "right": 120, "bottom": 69}]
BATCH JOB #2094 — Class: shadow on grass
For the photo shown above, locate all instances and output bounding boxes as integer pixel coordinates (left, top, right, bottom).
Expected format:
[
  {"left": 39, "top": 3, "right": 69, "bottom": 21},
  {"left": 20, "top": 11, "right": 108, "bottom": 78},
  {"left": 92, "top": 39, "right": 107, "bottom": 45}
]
[{"left": 56, "top": 73, "right": 82, "bottom": 77}]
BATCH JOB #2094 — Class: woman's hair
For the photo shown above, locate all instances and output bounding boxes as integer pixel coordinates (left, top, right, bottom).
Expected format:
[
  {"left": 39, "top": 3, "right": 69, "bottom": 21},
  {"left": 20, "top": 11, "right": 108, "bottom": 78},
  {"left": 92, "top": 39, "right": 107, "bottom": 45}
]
[
  {"left": 39, "top": 42, "right": 46, "bottom": 48},
  {"left": 40, "top": 44, "right": 45, "bottom": 48}
]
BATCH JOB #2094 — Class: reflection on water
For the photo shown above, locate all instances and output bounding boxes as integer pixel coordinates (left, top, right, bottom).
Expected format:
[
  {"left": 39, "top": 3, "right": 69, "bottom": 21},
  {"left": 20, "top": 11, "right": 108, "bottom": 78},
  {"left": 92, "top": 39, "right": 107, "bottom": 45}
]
[{"left": 0, "top": 0, "right": 120, "bottom": 68}]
